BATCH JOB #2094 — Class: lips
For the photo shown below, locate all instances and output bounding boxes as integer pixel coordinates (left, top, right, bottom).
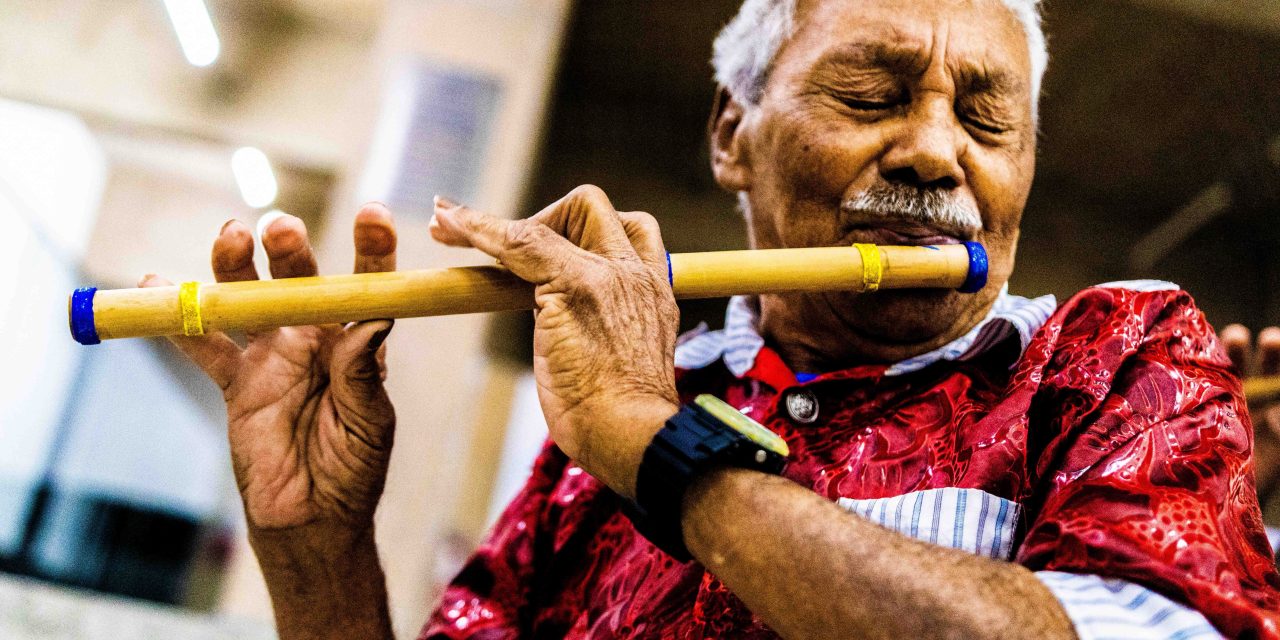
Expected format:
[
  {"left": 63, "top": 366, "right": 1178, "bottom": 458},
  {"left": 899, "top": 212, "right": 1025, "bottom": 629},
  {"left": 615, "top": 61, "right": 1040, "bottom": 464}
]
[
  {"left": 839, "top": 203, "right": 977, "bottom": 245},
  {"left": 843, "top": 222, "right": 966, "bottom": 247},
  {"left": 844, "top": 225, "right": 962, "bottom": 244}
]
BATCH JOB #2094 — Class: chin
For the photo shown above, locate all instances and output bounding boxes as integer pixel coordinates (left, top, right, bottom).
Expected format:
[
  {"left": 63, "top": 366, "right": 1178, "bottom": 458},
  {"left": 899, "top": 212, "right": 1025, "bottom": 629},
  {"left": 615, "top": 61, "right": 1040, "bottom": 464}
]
[{"left": 824, "top": 289, "right": 980, "bottom": 344}]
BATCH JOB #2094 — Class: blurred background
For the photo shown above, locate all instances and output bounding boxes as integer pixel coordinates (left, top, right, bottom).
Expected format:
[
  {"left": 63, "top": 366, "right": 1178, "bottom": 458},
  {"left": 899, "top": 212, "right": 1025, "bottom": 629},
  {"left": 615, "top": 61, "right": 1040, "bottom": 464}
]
[{"left": 1, "top": 0, "right": 1277, "bottom": 637}]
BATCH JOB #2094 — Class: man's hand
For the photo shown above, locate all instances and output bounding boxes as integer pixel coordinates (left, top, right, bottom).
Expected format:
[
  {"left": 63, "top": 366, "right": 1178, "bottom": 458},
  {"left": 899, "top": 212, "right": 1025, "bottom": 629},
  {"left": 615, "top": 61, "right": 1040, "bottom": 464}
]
[
  {"left": 145, "top": 204, "right": 399, "bottom": 639},
  {"left": 1221, "top": 324, "right": 1280, "bottom": 506},
  {"left": 430, "top": 186, "right": 680, "bottom": 499}
]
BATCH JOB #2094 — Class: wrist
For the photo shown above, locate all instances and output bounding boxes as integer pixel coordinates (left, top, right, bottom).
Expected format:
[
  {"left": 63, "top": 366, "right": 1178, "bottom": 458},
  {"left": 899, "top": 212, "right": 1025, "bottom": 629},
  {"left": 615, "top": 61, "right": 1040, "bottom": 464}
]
[
  {"left": 249, "top": 523, "right": 392, "bottom": 640},
  {"left": 249, "top": 521, "right": 383, "bottom": 593},
  {"left": 627, "top": 396, "right": 789, "bottom": 561},
  {"left": 610, "top": 395, "right": 681, "bottom": 501}
]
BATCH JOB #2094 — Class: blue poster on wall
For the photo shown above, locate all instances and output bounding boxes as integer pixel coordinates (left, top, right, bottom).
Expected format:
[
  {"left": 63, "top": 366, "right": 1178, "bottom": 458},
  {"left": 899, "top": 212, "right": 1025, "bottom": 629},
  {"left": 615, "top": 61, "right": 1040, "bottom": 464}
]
[{"left": 363, "top": 62, "right": 503, "bottom": 218}]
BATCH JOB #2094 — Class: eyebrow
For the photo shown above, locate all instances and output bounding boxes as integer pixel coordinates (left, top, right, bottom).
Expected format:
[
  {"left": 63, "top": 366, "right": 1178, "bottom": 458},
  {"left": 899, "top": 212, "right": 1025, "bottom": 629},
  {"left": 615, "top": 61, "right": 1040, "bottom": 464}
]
[
  {"left": 813, "top": 39, "right": 930, "bottom": 78},
  {"left": 812, "top": 38, "right": 1028, "bottom": 98},
  {"left": 954, "top": 63, "right": 1026, "bottom": 98}
]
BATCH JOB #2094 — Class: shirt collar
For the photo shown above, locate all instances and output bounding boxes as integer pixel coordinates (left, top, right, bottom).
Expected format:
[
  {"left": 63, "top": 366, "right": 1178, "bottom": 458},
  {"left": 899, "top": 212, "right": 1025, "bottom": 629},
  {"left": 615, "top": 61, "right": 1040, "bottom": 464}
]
[{"left": 673, "top": 287, "right": 1058, "bottom": 379}]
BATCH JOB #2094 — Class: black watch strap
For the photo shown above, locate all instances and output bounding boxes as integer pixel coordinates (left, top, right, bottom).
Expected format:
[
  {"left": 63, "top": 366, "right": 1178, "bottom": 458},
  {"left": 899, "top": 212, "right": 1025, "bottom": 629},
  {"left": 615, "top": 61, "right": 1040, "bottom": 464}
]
[{"left": 625, "top": 395, "right": 788, "bottom": 561}]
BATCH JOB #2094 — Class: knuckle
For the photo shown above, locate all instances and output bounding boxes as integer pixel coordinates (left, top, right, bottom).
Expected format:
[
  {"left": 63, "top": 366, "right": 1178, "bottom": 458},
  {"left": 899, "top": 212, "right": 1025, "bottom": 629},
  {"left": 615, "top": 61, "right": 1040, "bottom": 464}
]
[
  {"left": 632, "top": 211, "right": 660, "bottom": 233},
  {"left": 570, "top": 184, "right": 608, "bottom": 202},
  {"left": 567, "top": 184, "right": 613, "bottom": 214},
  {"left": 562, "top": 258, "right": 609, "bottom": 292},
  {"left": 505, "top": 219, "right": 552, "bottom": 249},
  {"left": 503, "top": 220, "right": 534, "bottom": 250}
]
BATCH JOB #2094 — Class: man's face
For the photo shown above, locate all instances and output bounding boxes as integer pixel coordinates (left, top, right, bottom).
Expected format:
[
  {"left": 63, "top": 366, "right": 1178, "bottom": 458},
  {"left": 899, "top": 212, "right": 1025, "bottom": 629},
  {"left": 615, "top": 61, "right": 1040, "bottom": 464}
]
[{"left": 717, "top": 0, "right": 1037, "bottom": 351}]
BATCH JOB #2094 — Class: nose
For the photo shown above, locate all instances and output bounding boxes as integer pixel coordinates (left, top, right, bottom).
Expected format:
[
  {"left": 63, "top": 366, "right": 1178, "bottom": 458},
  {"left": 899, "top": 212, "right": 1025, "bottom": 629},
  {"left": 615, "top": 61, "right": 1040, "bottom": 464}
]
[{"left": 879, "top": 97, "right": 966, "bottom": 191}]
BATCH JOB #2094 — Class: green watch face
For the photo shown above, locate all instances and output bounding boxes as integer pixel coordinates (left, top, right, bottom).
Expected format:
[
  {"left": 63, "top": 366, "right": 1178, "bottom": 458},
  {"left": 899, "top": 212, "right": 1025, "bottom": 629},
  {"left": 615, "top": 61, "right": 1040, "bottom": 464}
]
[{"left": 694, "top": 394, "right": 791, "bottom": 457}]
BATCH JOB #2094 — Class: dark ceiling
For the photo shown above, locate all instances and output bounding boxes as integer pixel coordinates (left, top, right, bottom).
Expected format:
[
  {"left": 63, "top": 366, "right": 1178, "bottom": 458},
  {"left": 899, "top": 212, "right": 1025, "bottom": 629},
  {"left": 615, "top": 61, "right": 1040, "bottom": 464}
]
[{"left": 498, "top": 0, "right": 1280, "bottom": 360}]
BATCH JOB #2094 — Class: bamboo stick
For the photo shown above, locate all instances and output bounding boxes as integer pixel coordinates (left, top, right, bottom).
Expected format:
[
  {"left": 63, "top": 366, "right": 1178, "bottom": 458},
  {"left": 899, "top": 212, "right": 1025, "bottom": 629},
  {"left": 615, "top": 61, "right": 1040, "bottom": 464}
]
[{"left": 69, "top": 243, "right": 984, "bottom": 345}]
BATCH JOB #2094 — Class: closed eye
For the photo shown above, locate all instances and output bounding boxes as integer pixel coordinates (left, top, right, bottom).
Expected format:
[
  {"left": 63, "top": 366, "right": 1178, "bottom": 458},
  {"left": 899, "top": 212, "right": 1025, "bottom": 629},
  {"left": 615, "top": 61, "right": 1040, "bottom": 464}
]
[
  {"left": 961, "top": 114, "right": 1010, "bottom": 135},
  {"left": 843, "top": 97, "right": 900, "bottom": 111}
]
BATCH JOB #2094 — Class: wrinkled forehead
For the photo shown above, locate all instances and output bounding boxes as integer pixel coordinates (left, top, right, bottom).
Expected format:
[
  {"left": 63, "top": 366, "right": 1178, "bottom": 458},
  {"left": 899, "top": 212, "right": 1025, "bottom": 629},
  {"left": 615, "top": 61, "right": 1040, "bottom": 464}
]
[{"left": 782, "top": 0, "right": 1033, "bottom": 94}]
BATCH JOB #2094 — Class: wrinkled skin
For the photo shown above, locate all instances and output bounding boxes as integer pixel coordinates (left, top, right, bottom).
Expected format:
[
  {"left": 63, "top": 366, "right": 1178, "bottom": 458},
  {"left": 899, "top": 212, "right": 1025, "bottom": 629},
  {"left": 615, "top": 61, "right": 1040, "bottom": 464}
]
[
  {"left": 159, "top": 0, "right": 1040, "bottom": 563},
  {"left": 144, "top": 205, "right": 402, "bottom": 638},
  {"left": 155, "top": 0, "right": 1071, "bottom": 638},
  {"left": 710, "top": 0, "right": 1037, "bottom": 371},
  {"left": 143, "top": 206, "right": 398, "bottom": 534},
  {"left": 430, "top": 190, "right": 681, "bottom": 498}
]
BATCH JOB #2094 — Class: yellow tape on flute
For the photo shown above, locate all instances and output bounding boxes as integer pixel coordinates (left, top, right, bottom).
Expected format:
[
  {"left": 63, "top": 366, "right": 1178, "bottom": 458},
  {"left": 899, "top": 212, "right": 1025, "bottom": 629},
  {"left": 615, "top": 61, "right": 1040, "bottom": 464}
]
[{"left": 68, "top": 242, "right": 987, "bottom": 345}]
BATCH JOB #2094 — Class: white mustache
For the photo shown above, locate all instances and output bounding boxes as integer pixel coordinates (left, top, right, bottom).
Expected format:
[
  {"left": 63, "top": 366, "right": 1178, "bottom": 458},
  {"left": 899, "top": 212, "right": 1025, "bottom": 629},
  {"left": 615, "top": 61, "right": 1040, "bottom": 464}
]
[{"left": 841, "top": 185, "right": 983, "bottom": 237}]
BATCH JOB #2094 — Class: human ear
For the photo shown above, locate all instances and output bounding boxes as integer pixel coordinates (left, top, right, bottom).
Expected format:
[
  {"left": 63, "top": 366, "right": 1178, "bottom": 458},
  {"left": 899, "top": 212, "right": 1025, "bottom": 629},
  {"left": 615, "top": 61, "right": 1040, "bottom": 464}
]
[{"left": 708, "top": 87, "right": 753, "bottom": 192}]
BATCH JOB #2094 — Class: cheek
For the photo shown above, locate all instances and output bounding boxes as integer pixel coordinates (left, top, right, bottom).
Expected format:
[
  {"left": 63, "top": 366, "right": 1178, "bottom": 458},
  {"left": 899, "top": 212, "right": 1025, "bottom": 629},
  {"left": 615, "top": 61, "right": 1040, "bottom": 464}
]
[
  {"left": 760, "top": 106, "right": 884, "bottom": 243},
  {"left": 966, "top": 145, "right": 1033, "bottom": 235},
  {"left": 964, "top": 145, "right": 1033, "bottom": 283},
  {"left": 770, "top": 107, "right": 882, "bottom": 197}
]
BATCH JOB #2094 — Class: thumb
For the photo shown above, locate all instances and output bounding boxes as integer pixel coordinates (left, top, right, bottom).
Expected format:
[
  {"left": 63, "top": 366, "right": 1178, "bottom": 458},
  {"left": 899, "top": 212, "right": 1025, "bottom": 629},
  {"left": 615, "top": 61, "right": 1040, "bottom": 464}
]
[{"left": 330, "top": 319, "right": 396, "bottom": 450}]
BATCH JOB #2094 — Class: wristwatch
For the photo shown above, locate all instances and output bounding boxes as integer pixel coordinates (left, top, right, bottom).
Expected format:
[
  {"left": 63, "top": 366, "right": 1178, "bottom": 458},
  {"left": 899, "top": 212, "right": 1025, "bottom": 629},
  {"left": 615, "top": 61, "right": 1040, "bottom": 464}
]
[{"left": 623, "top": 394, "right": 790, "bottom": 561}]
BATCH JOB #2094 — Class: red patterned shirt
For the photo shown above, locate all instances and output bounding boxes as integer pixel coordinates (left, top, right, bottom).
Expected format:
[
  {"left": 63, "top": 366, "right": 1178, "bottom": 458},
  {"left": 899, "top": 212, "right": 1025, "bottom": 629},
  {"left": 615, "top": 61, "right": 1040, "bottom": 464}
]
[{"left": 421, "top": 284, "right": 1280, "bottom": 639}]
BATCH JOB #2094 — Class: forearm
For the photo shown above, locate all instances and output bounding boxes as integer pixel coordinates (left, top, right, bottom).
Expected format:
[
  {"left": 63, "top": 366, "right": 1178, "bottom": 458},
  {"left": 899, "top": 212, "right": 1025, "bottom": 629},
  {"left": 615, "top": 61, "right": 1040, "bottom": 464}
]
[
  {"left": 682, "top": 468, "right": 1077, "bottom": 640},
  {"left": 250, "top": 524, "right": 393, "bottom": 640}
]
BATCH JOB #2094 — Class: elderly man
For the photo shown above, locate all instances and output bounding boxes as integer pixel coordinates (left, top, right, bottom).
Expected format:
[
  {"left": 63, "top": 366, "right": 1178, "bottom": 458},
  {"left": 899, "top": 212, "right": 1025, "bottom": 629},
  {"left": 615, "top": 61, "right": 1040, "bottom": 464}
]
[{"left": 146, "top": 0, "right": 1280, "bottom": 638}]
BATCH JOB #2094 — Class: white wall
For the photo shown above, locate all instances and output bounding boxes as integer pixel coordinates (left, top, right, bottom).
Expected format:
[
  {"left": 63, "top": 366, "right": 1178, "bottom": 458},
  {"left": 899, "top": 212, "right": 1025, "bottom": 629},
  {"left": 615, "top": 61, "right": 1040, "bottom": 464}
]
[{"left": 0, "top": 100, "right": 105, "bottom": 555}]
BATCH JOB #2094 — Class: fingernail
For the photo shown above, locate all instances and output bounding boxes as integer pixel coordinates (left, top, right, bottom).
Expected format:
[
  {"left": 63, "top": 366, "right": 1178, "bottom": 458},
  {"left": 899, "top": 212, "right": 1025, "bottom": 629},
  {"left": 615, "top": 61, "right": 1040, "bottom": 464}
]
[
  {"left": 434, "top": 195, "right": 459, "bottom": 210},
  {"left": 256, "top": 210, "right": 288, "bottom": 240},
  {"left": 138, "top": 273, "right": 156, "bottom": 287},
  {"left": 220, "top": 219, "right": 241, "bottom": 235}
]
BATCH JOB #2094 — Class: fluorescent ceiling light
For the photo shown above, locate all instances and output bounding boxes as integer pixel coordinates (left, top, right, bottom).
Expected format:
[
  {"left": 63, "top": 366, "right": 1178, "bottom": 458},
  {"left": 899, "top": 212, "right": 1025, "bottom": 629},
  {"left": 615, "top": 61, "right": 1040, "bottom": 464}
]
[
  {"left": 162, "top": 0, "right": 221, "bottom": 67},
  {"left": 232, "top": 147, "right": 279, "bottom": 209}
]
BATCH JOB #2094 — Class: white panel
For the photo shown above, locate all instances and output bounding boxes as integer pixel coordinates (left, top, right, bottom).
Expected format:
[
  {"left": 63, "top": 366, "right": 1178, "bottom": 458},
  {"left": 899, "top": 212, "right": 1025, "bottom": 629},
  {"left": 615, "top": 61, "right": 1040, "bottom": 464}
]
[
  {"left": 0, "top": 98, "right": 106, "bottom": 262},
  {"left": 53, "top": 340, "right": 228, "bottom": 517},
  {"left": 0, "top": 101, "right": 105, "bottom": 555}
]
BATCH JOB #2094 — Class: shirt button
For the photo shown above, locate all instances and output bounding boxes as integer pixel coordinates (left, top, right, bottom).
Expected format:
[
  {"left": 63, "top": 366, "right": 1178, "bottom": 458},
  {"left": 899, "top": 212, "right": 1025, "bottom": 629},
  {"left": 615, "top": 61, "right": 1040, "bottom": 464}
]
[{"left": 785, "top": 390, "right": 819, "bottom": 424}]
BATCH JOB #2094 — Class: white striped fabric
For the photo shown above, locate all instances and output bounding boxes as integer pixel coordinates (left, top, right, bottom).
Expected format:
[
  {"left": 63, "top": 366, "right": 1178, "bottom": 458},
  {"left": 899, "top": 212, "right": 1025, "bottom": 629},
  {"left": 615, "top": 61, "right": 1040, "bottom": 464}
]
[
  {"left": 673, "top": 297, "right": 762, "bottom": 375},
  {"left": 1036, "top": 572, "right": 1222, "bottom": 640},
  {"left": 838, "top": 489, "right": 1221, "bottom": 639},
  {"left": 673, "top": 287, "right": 1057, "bottom": 379},
  {"left": 836, "top": 488, "right": 1020, "bottom": 560},
  {"left": 722, "top": 295, "right": 765, "bottom": 377},
  {"left": 1096, "top": 280, "right": 1181, "bottom": 293},
  {"left": 672, "top": 321, "right": 721, "bottom": 371},
  {"left": 884, "top": 287, "right": 1057, "bottom": 376}
]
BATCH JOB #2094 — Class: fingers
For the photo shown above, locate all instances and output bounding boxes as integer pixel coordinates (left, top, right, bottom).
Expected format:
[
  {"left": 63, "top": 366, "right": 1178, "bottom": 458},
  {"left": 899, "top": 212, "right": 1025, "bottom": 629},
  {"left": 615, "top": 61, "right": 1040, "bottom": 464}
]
[
  {"left": 429, "top": 187, "right": 667, "bottom": 288},
  {"left": 354, "top": 202, "right": 397, "bottom": 274},
  {"left": 526, "top": 185, "right": 634, "bottom": 258},
  {"left": 431, "top": 197, "right": 584, "bottom": 285},
  {"left": 1259, "top": 327, "right": 1280, "bottom": 376},
  {"left": 212, "top": 220, "right": 260, "bottom": 283},
  {"left": 330, "top": 320, "right": 396, "bottom": 450},
  {"left": 258, "top": 211, "right": 319, "bottom": 280},
  {"left": 617, "top": 211, "right": 668, "bottom": 276},
  {"left": 139, "top": 274, "right": 241, "bottom": 389},
  {"left": 1221, "top": 324, "right": 1252, "bottom": 372}
]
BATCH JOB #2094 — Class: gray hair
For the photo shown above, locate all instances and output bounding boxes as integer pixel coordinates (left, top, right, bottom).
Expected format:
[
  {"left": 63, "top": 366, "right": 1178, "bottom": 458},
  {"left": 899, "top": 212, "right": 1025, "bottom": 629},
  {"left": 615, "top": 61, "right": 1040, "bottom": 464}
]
[{"left": 712, "top": 0, "right": 1048, "bottom": 115}]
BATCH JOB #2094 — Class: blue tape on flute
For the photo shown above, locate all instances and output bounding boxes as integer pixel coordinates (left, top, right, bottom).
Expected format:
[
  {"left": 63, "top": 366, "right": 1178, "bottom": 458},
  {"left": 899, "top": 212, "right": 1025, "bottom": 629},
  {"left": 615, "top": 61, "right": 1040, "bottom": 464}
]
[
  {"left": 959, "top": 241, "right": 988, "bottom": 294},
  {"left": 70, "top": 287, "right": 101, "bottom": 346}
]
